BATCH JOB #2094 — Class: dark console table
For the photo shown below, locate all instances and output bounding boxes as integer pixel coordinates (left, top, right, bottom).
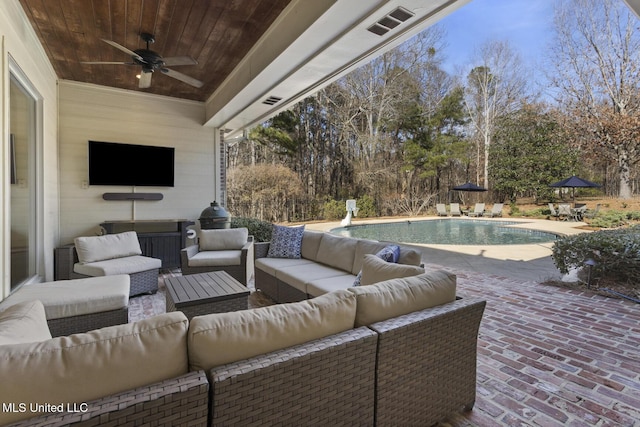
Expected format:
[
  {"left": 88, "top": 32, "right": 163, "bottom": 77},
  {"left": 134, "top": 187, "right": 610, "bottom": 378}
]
[{"left": 100, "top": 220, "right": 194, "bottom": 269}]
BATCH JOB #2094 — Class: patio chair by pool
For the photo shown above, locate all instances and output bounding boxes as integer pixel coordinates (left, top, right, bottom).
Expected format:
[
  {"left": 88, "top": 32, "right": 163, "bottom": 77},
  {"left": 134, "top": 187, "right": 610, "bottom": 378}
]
[
  {"left": 489, "top": 203, "right": 503, "bottom": 217},
  {"left": 450, "top": 203, "right": 462, "bottom": 216},
  {"left": 436, "top": 203, "right": 448, "bottom": 216},
  {"left": 558, "top": 204, "right": 572, "bottom": 221},
  {"left": 468, "top": 203, "right": 485, "bottom": 217},
  {"left": 583, "top": 203, "right": 601, "bottom": 219},
  {"left": 548, "top": 203, "right": 559, "bottom": 220}
]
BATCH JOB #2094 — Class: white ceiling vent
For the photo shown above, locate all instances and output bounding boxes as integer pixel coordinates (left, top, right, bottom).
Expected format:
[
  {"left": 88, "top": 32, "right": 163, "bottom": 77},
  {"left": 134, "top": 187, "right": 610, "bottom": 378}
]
[
  {"left": 367, "top": 7, "right": 415, "bottom": 37},
  {"left": 262, "top": 95, "right": 283, "bottom": 105}
]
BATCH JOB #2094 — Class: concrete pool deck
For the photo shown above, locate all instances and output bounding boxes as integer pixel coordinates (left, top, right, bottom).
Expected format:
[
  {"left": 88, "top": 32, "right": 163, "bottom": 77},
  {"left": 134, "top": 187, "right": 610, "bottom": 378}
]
[{"left": 305, "top": 217, "right": 589, "bottom": 283}]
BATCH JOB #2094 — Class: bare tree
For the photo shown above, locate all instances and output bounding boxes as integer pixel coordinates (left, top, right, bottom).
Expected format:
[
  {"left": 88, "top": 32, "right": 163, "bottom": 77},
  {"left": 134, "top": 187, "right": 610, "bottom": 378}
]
[
  {"left": 463, "top": 40, "right": 531, "bottom": 189},
  {"left": 548, "top": 0, "right": 640, "bottom": 198}
]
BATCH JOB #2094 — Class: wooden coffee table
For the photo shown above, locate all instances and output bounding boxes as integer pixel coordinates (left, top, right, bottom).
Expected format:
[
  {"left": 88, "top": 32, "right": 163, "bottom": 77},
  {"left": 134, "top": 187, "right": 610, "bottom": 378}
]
[{"left": 165, "top": 271, "right": 250, "bottom": 319}]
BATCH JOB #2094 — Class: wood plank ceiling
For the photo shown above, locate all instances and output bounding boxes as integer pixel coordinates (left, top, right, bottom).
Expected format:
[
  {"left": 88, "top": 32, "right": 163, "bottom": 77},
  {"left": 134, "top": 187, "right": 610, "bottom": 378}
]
[{"left": 19, "top": 0, "right": 292, "bottom": 101}]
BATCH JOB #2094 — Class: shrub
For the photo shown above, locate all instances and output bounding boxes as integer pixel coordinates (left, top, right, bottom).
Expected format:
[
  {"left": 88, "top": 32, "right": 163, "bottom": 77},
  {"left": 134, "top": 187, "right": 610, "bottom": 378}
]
[
  {"left": 230, "top": 217, "right": 273, "bottom": 242},
  {"left": 551, "top": 226, "right": 640, "bottom": 284},
  {"left": 356, "top": 195, "right": 377, "bottom": 218},
  {"left": 589, "top": 210, "right": 630, "bottom": 228},
  {"left": 322, "top": 199, "right": 345, "bottom": 220}
]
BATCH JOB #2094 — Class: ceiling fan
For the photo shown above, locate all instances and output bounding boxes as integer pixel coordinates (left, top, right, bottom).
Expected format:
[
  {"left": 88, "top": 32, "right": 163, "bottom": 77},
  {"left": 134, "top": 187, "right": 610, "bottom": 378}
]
[{"left": 82, "top": 33, "right": 203, "bottom": 89}]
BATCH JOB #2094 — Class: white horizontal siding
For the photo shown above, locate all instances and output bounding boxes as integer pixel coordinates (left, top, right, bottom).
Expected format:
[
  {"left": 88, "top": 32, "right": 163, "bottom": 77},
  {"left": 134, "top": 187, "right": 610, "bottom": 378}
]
[{"left": 58, "top": 81, "right": 218, "bottom": 244}]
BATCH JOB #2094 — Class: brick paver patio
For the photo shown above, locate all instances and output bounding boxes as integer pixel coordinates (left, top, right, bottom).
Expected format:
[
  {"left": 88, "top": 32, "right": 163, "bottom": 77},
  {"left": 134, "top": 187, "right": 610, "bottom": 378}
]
[{"left": 432, "top": 264, "right": 640, "bottom": 426}]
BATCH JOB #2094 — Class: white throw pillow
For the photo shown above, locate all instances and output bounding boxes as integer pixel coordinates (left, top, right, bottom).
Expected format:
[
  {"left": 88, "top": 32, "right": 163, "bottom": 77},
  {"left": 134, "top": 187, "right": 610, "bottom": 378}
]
[
  {"left": 349, "top": 270, "right": 457, "bottom": 327},
  {"left": 199, "top": 228, "right": 248, "bottom": 251},
  {"left": 74, "top": 231, "right": 142, "bottom": 264},
  {"left": 187, "top": 289, "right": 356, "bottom": 371},
  {"left": 360, "top": 254, "right": 425, "bottom": 286},
  {"left": 0, "top": 300, "right": 52, "bottom": 345}
]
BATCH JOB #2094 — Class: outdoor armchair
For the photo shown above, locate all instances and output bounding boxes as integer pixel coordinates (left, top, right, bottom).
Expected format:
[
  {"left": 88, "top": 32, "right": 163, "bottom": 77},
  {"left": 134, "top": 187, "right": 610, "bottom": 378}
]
[{"left": 181, "top": 228, "right": 253, "bottom": 285}]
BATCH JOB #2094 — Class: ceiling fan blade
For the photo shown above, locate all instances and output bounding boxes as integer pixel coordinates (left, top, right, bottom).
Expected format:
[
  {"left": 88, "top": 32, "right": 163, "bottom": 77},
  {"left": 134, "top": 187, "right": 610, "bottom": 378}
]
[
  {"left": 101, "top": 39, "right": 145, "bottom": 62},
  {"left": 161, "top": 68, "right": 203, "bottom": 88},
  {"left": 162, "top": 56, "right": 198, "bottom": 66},
  {"left": 138, "top": 71, "right": 152, "bottom": 89},
  {"left": 81, "top": 61, "right": 133, "bottom": 65}
]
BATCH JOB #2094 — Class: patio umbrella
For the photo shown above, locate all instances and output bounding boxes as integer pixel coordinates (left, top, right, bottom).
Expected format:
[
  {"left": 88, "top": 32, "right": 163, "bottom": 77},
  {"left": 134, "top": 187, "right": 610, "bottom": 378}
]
[
  {"left": 549, "top": 175, "right": 601, "bottom": 201},
  {"left": 452, "top": 182, "right": 487, "bottom": 192}
]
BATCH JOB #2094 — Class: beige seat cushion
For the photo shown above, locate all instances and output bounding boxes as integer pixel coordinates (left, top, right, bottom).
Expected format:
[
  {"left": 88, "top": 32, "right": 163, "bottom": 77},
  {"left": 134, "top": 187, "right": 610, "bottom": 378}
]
[
  {"left": 275, "top": 263, "right": 348, "bottom": 293},
  {"left": 360, "top": 254, "right": 425, "bottom": 286},
  {"left": 2, "top": 276, "right": 130, "bottom": 319},
  {"left": 0, "top": 312, "right": 189, "bottom": 425},
  {"left": 199, "top": 228, "right": 248, "bottom": 251},
  {"left": 306, "top": 274, "right": 358, "bottom": 297},
  {"left": 74, "top": 231, "right": 142, "bottom": 264},
  {"left": 74, "top": 255, "right": 161, "bottom": 276},
  {"left": 255, "top": 257, "right": 314, "bottom": 276},
  {"left": 188, "top": 289, "right": 357, "bottom": 371},
  {"left": 349, "top": 270, "right": 457, "bottom": 327},
  {"left": 0, "top": 300, "right": 52, "bottom": 345},
  {"left": 189, "top": 250, "right": 242, "bottom": 267}
]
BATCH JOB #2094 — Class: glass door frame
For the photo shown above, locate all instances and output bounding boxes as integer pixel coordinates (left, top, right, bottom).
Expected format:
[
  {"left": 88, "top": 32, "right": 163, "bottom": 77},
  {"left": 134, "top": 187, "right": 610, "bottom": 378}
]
[{"left": 7, "top": 55, "right": 44, "bottom": 292}]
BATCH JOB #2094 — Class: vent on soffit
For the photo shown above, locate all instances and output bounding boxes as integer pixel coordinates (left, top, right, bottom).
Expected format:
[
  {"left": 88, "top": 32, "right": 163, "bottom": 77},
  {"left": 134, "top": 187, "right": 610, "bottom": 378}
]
[
  {"left": 367, "top": 6, "right": 415, "bottom": 36},
  {"left": 262, "top": 95, "right": 283, "bottom": 105}
]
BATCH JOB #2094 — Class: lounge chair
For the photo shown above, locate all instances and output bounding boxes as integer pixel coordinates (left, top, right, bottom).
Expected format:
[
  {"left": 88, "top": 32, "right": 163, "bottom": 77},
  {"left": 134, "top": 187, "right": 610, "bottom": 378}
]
[
  {"left": 488, "top": 203, "right": 503, "bottom": 217},
  {"left": 467, "top": 203, "right": 485, "bottom": 217},
  {"left": 558, "top": 204, "right": 572, "bottom": 221},
  {"left": 450, "top": 203, "right": 462, "bottom": 217},
  {"left": 548, "top": 203, "right": 559, "bottom": 220},
  {"left": 436, "top": 203, "right": 448, "bottom": 216},
  {"left": 583, "top": 204, "right": 601, "bottom": 219}
]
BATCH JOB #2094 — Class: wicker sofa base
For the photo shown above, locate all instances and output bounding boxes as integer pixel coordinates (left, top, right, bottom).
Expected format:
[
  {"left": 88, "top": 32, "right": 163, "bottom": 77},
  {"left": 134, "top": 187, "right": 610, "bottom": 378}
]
[
  {"left": 371, "top": 297, "right": 486, "bottom": 426},
  {"left": 7, "top": 370, "right": 209, "bottom": 427},
  {"left": 47, "top": 307, "right": 129, "bottom": 337},
  {"left": 255, "top": 269, "right": 308, "bottom": 303},
  {"left": 209, "top": 327, "right": 378, "bottom": 426}
]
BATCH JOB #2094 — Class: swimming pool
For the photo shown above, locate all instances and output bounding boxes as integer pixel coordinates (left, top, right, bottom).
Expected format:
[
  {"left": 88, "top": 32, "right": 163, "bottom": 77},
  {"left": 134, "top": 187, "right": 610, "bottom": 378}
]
[{"left": 330, "top": 219, "right": 558, "bottom": 245}]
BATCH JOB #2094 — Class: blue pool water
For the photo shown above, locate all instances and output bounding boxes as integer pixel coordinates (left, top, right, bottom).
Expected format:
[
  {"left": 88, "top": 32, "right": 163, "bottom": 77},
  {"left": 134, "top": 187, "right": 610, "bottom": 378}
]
[{"left": 331, "top": 219, "right": 557, "bottom": 245}]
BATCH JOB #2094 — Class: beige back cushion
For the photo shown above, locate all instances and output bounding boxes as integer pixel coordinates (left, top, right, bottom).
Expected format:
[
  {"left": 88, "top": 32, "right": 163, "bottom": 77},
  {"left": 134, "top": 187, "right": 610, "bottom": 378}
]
[
  {"left": 398, "top": 247, "right": 423, "bottom": 266},
  {"left": 300, "top": 230, "right": 324, "bottom": 260},
  {"left": 360, "top": 254, "right": 425, "bottom": 286},
  {"left": 199, "top": 228, "right": 248, "bottom": 251},
  {"left": 74, "top": 231, "right": 142, "bottom": 264},
  {"left": 188, "top": 289, "right": 357, "bottom": 372},
  {"left": 315, "top": 233, "right": 358, "bottom": 272},
  {"left": 349, "top": 270, "right": 457, "bottom": 327},
  {"left": 0, "top": 300, "right": 52, "bottom": 346},
  {"left": 0, "top": 312, "right": 189, "bottom": 425},
  {"left": 352, "top": 239, "right": 387, "bottom": 274}
]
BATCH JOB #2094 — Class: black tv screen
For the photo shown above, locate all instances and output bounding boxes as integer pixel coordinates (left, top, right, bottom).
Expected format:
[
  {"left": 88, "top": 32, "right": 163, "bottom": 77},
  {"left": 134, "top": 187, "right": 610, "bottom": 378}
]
[{"left": 88, "top": 141, "right": 175, "bottom": 187}]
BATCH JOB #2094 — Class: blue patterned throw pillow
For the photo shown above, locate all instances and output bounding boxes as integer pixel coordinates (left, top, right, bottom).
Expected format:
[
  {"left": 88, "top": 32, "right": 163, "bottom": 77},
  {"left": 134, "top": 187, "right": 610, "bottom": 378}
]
[
  {"left": 267, "top": 225, "right": 305, "bottom": 259},
  {"left": 353, "top": 244, "right": 401, "bottom": 286}
]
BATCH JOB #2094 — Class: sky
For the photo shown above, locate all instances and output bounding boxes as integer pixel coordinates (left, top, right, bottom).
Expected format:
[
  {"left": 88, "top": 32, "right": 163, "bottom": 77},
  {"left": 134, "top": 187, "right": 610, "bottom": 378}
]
[{"left": 436, "top": 0, "right": 557, "bottom": 77}]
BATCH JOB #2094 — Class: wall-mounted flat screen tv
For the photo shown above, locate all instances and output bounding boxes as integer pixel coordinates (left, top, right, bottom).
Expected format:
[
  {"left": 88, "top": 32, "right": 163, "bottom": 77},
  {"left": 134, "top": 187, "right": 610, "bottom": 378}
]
[{"left": 89, "top": 140, "right": 175, "bottom": 187}]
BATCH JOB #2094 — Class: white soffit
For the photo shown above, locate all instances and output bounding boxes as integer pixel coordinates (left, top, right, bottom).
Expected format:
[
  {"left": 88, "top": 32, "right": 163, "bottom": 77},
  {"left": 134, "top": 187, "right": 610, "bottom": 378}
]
[
  {"left": 205, "top": 0, "right": 471, "bottom": 137},
  {"left": 623, "top": 0, "right": 640, "bottom": 18}
]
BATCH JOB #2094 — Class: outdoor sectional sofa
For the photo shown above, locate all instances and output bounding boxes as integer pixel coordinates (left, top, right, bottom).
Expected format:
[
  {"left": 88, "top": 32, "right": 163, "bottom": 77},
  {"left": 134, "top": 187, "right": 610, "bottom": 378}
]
[
  {"left": 0, "top": 265, "right": 486, "bottom": 427},
  {"left": 254, "top": 227, "right": 426, "bottom": 303}
]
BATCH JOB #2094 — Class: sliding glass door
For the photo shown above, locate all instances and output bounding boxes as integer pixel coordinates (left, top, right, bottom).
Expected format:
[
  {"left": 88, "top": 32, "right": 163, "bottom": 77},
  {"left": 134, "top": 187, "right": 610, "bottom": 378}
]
[{"left": 9, "top": 73, "right": 37, "bottom": 290}]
